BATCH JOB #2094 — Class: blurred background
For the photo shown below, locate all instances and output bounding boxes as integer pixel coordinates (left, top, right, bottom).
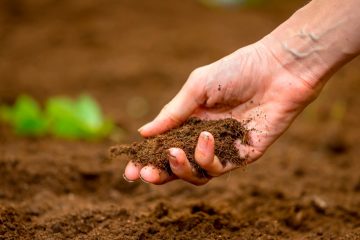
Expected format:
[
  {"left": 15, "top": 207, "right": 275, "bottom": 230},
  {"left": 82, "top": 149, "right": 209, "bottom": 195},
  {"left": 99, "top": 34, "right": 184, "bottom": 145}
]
[{"left": 0, "top": 0, "right": 359, "bottom": 239}]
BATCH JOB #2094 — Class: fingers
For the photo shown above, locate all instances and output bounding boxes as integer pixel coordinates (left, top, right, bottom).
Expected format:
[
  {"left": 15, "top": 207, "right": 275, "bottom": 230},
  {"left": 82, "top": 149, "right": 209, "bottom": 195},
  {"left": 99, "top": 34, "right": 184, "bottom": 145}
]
[
  {"left": 123, "top": 133, "right": 256, "bottom": 186},
  {"left": 139, "top": 166, "right": 177, "bottom": 185},
  {"left": 138, "top": 69, "right": 205, "bottom": 137},
  {"left": 195, "top": 132, "right": 225, "bottom": 176},
  {"left": 195, "top": 131, "right": 238, "bottom": 176},
  {"left": 168, "top": 148, "right": 210, "bottom": 186},
  {"left": 124, "top": 161, "right": 142, "bottom": 182},
  {"left": 124, "top": 145, "right": 215, "bottom": 186},
  {"left": 124, "top": 161, "right": 176, "bottom": 184},
  {"left": 123, "top": 145, "right": 213, "bottom": 186},
  {"left": 138, "top": 93, "right": 197, "bottom": 137}
]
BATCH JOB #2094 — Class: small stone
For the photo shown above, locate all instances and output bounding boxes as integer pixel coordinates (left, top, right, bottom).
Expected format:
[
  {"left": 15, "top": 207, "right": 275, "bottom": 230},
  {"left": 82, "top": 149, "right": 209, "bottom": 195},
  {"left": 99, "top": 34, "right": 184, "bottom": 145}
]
[
  {"left": 51, "top": 223, "right": 63, "bottom": 233},
  {"left": 311, "top": 196, "right": 328, "bottom": 213}
]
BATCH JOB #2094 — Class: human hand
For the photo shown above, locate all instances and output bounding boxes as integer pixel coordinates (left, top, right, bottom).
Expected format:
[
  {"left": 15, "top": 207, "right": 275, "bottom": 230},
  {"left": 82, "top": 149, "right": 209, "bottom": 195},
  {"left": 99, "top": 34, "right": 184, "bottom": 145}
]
[
  {"left": 122, "top": 0, "right": 360, "bottom": 185},
  {"left": 123, "top": 40, "right": 320, "bottom": 185}
]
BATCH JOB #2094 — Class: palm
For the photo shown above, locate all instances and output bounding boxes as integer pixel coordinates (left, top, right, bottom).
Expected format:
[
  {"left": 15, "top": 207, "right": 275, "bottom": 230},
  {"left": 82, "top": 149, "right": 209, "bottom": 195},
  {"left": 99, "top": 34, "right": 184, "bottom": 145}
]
[{"left": 190, "top": 43, "right": 316, "bottom": 162}]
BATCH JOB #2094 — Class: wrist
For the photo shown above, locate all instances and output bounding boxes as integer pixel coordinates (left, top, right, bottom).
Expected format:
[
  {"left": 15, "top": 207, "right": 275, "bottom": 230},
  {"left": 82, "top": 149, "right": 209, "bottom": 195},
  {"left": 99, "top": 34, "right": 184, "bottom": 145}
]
[
  {"left": 259, "top": 0, "right": 360, "bottom": 90},
  {"left": 260, "top": 32, "right": 330, "bottom": 91}
]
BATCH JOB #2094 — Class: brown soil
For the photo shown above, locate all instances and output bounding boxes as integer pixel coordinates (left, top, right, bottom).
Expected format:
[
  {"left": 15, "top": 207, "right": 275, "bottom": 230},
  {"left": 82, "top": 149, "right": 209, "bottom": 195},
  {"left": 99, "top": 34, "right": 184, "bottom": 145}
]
[
  {"left": 110, "top": 118, "right": 248, "bottom": 176},
  {"left": 1, "top": 0, "right": 360, "bottom": 239}
]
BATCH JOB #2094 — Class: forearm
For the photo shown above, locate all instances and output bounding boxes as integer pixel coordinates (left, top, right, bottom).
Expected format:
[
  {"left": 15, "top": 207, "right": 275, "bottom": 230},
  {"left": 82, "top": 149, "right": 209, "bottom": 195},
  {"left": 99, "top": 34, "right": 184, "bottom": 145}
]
[{"left": 261, "top": 0, "right": 360, "bottom": 90}]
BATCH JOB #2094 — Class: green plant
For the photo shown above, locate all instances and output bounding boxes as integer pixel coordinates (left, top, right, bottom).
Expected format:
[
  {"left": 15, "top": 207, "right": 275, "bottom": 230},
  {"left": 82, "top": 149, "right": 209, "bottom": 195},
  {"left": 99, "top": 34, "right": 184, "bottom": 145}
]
[
  {"left": 0, "top": 95, "right": 48, "bottom": 136},
  {"left": 0, "top": 95, "right": 114, "bottom": 140}
]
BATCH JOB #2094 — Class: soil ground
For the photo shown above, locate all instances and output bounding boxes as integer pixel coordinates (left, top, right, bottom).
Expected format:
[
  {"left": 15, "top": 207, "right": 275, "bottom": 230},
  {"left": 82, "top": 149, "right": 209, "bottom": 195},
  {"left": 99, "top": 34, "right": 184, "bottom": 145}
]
[{"left": 0, "top": 0, "right": 359, "bottom": 239}]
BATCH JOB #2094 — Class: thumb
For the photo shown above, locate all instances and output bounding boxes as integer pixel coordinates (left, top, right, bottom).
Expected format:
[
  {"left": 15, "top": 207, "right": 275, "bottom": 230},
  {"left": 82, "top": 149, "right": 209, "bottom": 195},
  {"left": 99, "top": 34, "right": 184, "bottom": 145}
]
[{"left": 139, "top": 69, "right": 205, "bottom": 137}]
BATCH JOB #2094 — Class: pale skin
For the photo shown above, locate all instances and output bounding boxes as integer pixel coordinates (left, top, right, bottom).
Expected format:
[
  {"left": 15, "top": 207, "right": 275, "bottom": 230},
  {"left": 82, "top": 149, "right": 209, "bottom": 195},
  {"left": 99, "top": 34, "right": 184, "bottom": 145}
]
[{"left": 124, "top": 0, "right": 360, "bottom": 185}]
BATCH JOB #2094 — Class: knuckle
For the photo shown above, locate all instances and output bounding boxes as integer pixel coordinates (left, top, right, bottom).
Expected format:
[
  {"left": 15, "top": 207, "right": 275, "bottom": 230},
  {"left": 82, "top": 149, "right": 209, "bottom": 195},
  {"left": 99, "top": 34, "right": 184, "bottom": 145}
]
[
  {"left": 199, "top": 157, "right": 212, "bottom": 169},
  {"left": 189, "top": 68, "right": 200, "bottom": 78},
  {"left": 195, "top": 151, "right": 211, "bottom": 168},
  {"left": 161, "top": 104, "right": 182, "bottom": 124},
  {"left": 189, "top": 66, "right": 206, "bottom": 79}
]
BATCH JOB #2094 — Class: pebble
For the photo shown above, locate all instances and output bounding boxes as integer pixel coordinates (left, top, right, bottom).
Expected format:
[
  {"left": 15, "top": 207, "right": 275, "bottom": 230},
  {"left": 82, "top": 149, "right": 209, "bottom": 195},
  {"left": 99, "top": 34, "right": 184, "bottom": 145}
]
[{"left": 311, "top": 196, "right": 328, "bottom": 213}]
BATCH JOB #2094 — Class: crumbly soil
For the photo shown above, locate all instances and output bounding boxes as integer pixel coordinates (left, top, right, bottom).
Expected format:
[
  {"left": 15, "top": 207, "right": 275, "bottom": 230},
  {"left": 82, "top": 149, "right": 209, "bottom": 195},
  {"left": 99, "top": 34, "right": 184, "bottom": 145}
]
[
  {"left": 109, "top": 118, "right": 248, "bottom": 176},
  {"left": 1, "top": 0, "right": 360, "bottom": 239}
]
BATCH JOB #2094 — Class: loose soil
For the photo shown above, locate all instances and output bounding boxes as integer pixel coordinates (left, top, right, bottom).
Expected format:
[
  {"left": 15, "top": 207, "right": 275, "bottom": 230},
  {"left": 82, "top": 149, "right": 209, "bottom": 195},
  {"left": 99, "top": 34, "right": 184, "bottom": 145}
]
[
  {"left": 110, "top": 118, "right": 248, "bottom": 176},
  {"left": 1, "top": 0, "right": 360, "bottom": 239}
]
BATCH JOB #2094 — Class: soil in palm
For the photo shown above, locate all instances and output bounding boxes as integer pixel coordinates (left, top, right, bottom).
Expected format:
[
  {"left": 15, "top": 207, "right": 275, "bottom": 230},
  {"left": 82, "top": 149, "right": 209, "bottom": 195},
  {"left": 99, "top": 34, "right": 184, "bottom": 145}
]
[{"left": 109, "top": 118, "right": 249, "bottom": 177}]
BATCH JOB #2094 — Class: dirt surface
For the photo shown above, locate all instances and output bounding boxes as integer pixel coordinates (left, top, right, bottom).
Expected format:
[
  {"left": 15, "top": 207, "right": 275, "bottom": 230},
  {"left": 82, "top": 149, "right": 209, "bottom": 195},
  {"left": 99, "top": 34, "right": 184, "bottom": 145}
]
[
  {"left": 1, "top": 0, "right": 360, "bottom": 239},
  {"left": 110, "top": 118, "right": 248, "bottom": 176}
]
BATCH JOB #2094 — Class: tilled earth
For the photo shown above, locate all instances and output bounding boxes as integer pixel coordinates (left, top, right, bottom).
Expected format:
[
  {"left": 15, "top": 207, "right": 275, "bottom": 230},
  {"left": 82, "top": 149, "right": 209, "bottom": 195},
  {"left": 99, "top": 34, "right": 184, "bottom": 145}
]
[{"left": 0, "top": 0, "right": 359, "bottom": 239}]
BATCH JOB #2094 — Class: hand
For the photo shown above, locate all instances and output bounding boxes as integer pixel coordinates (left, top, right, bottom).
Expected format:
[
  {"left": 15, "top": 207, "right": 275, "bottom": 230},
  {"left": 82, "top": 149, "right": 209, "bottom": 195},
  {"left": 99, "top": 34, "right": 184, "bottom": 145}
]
[
  {"left": 122, "top": 0, "right": 360, "bottom": 185},
  {"left": 124, "top": 40, "right": 320, "bottom": 185}
]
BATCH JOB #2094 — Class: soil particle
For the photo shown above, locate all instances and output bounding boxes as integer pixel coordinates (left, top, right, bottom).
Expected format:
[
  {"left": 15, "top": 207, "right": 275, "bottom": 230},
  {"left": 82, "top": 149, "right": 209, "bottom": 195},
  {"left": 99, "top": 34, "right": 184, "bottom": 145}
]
[
  {"left": 325, "top": 137, "right": 348, "bottom": 155},
  {"left": 110, "top": 118, "right": 249, "bottom": 177},
  {"left": 311, "top": 196, "right": 328, "bottom": 214}
]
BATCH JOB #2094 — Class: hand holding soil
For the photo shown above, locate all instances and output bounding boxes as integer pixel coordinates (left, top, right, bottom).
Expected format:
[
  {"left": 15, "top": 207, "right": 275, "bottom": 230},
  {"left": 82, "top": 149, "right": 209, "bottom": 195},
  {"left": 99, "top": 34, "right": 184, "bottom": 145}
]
[
  {"left": 117, "top": 0, "right": 360, "bottom": 186},
  {"left": 110, "top": 118, "right": 249, "bottom": 185},
  {"left": 119, "top": 42, "right": 319, "bottom": 185}
]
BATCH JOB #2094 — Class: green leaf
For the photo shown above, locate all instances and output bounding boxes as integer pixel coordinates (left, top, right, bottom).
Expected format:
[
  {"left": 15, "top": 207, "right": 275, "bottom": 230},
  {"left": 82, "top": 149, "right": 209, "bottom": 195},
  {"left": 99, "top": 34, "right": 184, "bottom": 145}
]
[
  {"left": 46, "top": 97, "right": 82, "bottom": 138},
  {"left": 45, "top": 95, "right": 114, "bottom": 139},
  {"left": 76, "top": 95, "right": 103, "bottom": 131},
  {"left": 75, "top": 95, "right": 114, "bottom": 138},
  {"left": 0, "top": 95, "right": 48, "bottom": 136},
  {"left": 1, "top": 94, "right": 114, "bottom": 140}
]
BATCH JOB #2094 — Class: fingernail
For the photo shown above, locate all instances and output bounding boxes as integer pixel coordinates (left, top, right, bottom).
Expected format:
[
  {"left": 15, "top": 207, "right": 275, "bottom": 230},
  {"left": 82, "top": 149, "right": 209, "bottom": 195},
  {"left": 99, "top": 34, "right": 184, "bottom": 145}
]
[
  {"left": 199, "top": 132, "right": 210, "bottom": 151},
  {"left": 123, "top": 174, "right": 135, "bottom": 183},
  {"left": 139, "top": 174, "right": 150, "bottom": 184},
  {"left": 138, "top": 122, "right": 151, "bottom": 132},
  {"left": 167, "top": 149, "right": 178, "bottom": 167}
]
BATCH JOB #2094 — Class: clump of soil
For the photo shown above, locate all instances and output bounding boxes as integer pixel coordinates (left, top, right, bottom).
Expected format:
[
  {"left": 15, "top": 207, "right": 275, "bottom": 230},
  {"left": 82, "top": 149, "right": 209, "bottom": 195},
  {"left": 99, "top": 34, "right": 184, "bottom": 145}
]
[{"left": 109, "top": 118, "right": 249, "bottom": 177}]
